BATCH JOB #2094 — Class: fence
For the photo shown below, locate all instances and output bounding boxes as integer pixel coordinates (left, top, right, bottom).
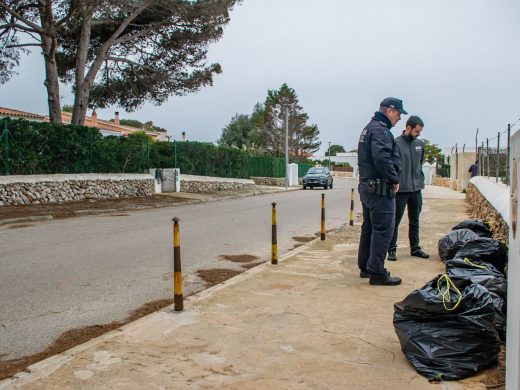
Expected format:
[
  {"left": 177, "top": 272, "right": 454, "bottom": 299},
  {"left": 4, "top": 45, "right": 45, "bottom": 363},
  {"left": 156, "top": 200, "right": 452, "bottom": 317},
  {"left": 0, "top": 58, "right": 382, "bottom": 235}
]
[
  {"left": 441, "top": 122, "right": 516, "bottom": 191},
  {"left": 0, "top": 118, "right": 312, "bottom": 179}
]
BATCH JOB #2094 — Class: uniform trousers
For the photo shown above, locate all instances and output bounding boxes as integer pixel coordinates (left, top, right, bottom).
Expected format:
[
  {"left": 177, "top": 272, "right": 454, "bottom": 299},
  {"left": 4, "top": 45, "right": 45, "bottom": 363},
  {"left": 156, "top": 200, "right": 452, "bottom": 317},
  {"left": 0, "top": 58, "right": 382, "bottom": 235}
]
[{"left": 357, "top": 184, "right": 395, "bottom": 276}]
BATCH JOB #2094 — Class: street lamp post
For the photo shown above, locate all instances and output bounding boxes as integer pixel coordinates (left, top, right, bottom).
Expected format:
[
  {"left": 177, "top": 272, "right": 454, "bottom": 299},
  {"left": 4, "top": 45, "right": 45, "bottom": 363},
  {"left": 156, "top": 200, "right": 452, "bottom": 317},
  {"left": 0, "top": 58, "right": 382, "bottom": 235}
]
[{"left": 328, "top": 142, "right": 332, "bottom": 170}]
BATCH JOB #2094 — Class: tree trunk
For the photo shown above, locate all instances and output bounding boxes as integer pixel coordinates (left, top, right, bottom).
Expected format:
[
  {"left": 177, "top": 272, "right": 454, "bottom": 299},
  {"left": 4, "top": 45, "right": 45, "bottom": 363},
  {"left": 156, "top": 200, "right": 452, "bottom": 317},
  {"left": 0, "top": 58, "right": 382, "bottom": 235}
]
[
  {"left": 72, "top": 86, "right": 90, "bottom": 126},
  {"left": 39, "top": 5, "right": 62, "bottom": 124},
  {"left": 71, "top": 4, "right": 93, "bottom": 126},
  {"left": 70, "top": 0, "right": 152, "bottom": 125}
]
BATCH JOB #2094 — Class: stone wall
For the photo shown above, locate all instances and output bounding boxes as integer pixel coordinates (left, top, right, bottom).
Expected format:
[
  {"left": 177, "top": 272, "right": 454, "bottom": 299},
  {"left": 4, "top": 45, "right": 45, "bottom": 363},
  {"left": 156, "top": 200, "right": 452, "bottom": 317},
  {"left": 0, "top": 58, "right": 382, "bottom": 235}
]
[
  {"left": 250, "top": 177, "right": 286, "bottom": 186},
  {"left": 0, "top": 174, "right": 154, "bottom": 206},
  {"left": 180, "top": 175, "right": 255, "bottom": 193},
  {"left": 432, "top": 176, "right": 457, "bottom": 189},
  {"left": 466, "top": 182, "right": 509, "bottom": 242}
]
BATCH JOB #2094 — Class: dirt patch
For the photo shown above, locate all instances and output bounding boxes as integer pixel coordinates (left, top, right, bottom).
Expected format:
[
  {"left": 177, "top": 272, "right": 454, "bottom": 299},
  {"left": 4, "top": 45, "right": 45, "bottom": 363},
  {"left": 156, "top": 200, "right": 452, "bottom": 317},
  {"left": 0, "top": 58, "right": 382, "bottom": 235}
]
[
  {"left": 0, "top": 298, "right": 173, "bottom": 381},
  {"left": 0, "top": 195, "right": 189, "bottom": 222},
  {"left": 292, "top": 236, "right": 314, "bottom": 242},
  {"left": 241, "top": 261, "right": 265, "bottom": 269},
  {"left": 219, "top": 254, "right": 259, "bottom": 263},
  {"left": 314, "top": 229, "right": 334, "bottom": 237},
  {"left": 480, "top": 346, "right": 505, "bottom": 389},
  {"left": 196, "top": 268, "right": 243, "bottom": 287},
  {"left": 6, "top": 223, "right": 35, "bottom": 229}
]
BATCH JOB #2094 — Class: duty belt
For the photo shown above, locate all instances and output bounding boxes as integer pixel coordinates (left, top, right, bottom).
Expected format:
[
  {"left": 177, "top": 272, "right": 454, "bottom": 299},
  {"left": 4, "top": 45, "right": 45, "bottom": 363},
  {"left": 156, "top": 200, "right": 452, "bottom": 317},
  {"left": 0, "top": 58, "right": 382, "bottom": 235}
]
[{"left": 362, "top": 179, "right": 396, "bottom": 198}]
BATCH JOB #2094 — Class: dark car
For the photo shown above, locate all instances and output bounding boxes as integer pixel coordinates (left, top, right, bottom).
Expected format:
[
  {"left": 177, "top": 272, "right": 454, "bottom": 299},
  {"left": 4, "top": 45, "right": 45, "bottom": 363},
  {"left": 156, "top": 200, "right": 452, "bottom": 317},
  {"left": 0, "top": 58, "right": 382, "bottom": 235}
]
[{"left": 302, "top": 167, "right": 333, "bottom": 190}]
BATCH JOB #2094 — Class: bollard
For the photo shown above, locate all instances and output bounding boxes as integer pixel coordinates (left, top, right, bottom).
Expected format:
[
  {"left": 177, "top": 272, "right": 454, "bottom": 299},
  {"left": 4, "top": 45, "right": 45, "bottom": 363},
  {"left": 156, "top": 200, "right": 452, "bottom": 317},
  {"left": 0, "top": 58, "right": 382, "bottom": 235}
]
[
  {"left": 271, "top": 202, "right": 278, "bottom": 265},
  {"left": 349, "top": 188, "right": 355, "bottom": 226},
  {"left": 172, "top": 217, "right": 183, "bottom": 311},
  {"left": 321, "top": 193, "right": 326, "bottom": 240}
]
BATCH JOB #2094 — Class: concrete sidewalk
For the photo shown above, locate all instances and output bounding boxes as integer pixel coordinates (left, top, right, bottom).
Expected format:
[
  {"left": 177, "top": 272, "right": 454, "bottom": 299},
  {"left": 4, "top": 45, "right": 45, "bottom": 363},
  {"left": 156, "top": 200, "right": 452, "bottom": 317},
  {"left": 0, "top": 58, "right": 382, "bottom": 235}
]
[{"left": 1, "top": 186, "right": 490, "bottom": 389}]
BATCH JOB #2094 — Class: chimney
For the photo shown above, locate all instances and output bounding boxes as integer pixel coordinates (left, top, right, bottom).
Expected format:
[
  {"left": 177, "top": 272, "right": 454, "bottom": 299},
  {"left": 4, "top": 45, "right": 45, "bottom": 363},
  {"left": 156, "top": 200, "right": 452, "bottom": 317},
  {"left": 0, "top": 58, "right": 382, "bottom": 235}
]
[
  {"left": 91, "top": 110, "right": 98, "bottom": 126},
  {"left": 181, "top": 131, "right": 186, "bottom": 141},
  {"left": 114, "top": 111, "right": 120, "bottom": 125}
]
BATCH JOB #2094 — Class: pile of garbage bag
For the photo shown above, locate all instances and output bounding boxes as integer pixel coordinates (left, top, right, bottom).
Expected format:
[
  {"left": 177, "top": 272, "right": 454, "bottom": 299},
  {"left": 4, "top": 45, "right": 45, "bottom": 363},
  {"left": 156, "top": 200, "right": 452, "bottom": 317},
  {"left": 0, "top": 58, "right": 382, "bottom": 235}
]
[
  {"left": 394, "top": 219, "right": 507, "bottom": 381},
  {"left": 394, "top": 276, "right": 501, "bottom": 380}
]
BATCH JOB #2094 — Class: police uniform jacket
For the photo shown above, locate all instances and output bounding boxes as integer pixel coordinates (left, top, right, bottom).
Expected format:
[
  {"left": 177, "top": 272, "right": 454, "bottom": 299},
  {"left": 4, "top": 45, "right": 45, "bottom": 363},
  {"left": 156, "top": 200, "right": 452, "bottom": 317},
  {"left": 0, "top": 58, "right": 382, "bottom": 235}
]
[
  {"left": 395, "top": 134, "right": 425, "bottom": 192},
  {"left": 358, "top": 111, "right": 400, "bottom": 185}
]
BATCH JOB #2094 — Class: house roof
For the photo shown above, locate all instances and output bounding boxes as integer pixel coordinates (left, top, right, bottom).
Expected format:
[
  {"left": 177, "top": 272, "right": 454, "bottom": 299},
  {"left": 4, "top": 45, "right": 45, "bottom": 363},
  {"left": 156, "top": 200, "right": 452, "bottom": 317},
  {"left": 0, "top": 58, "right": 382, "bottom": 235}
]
[
  {"left": 0, "top": 106, "right": 167, "bottom": 140},
  {"left": 61, "top": 111, "right": 165, "bottom": 140},
  {"left": 0, "top": 107, "right": 46, "bottom": 121}
]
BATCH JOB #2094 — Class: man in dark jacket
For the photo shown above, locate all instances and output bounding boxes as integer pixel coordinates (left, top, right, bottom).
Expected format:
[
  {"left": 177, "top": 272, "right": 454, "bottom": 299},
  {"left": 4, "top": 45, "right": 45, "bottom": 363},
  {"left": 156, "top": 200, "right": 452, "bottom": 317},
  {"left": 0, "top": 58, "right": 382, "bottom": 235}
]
[
  {"left": 357, "top": 97, "right": 405, "bottom": 286},
  {"left": 387, "top": 115, "right": 429, "bottom": 261},
  {"left": 468, "top": 161, "right": 479, "bottom": 177}
]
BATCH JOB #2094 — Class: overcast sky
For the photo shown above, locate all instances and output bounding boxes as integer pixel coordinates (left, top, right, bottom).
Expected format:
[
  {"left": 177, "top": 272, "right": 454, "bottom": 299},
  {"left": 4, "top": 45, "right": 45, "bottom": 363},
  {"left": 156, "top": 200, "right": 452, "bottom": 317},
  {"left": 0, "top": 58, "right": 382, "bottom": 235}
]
[{"left": 1, "top": 0, "right": 519, "bottom": 155}]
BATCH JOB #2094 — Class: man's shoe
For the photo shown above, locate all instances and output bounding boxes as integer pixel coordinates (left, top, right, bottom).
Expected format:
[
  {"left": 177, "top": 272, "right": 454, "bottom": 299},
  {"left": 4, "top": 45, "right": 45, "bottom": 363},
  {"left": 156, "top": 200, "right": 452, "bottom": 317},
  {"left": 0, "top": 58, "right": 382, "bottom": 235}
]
[
  {"left": 369, "top": 273, "right": 402, "bottom": 286},
  {"left": 411, "top": 247, "right": 430, "bottom": 259},
  {"left": 359, "top": 270, "right": 370, "bottom": 278},
  {"left": 387, "top": 249, "right": 397, "bottom": 261}
]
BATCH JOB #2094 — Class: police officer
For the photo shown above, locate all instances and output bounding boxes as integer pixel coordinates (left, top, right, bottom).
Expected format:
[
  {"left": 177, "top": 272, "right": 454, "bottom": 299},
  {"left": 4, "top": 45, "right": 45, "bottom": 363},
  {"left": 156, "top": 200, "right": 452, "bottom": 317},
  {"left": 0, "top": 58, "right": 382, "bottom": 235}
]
[
  {"left": 387, "top": 116, "right": 429, "bottom": 261},
  {"left": 357, "top": 97, "right": 405, "bottom": 286}
]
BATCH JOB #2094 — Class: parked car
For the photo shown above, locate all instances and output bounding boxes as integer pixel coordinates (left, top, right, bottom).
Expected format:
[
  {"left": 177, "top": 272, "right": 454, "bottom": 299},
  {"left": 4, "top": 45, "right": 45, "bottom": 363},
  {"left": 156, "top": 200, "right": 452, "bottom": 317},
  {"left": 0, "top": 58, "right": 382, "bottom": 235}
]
[{"left": 302, "top": 167, "right": 333, "bottom": 190}]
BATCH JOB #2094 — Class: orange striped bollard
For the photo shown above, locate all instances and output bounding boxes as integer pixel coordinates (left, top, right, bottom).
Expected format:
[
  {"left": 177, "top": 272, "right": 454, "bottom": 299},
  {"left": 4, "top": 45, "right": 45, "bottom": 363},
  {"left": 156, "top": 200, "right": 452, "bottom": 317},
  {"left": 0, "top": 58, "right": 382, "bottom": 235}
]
[
  {"left": 321, "top": 193, "right": 326, "bottom": 240},
  {"left": 271, "top": 202, "right": 278, "bottom": 265},
  {"left": 349, "top": 188, "right": 355, "bottom": 226},
  {"left": 172, "top": 217, "right": 183, "bottom": 311}
]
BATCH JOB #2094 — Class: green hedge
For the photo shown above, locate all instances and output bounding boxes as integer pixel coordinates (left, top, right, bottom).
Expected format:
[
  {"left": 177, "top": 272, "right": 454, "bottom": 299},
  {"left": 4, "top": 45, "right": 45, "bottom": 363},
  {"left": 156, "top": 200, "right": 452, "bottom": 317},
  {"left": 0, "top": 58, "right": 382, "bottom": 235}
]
[{"left": 0, "top": 118, "right": 295, "bottom": 179}]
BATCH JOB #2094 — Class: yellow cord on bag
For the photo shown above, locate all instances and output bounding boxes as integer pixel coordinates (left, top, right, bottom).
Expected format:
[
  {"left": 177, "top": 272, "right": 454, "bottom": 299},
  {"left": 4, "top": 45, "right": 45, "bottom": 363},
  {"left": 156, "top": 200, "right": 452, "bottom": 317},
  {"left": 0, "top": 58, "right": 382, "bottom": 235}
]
[
  {"left": 437, "top": 274, "right": 462, "bottom": 311},
  {"left": 463, "top": 257, "right": 487, "bottom": 269}
]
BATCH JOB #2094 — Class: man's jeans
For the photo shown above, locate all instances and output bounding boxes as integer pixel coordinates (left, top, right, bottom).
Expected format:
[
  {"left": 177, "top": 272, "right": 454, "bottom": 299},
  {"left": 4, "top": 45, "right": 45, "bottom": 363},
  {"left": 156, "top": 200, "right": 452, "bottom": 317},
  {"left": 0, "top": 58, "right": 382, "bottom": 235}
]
[{"left": 389, "top": 190, "right": 422, "bottom": 251}]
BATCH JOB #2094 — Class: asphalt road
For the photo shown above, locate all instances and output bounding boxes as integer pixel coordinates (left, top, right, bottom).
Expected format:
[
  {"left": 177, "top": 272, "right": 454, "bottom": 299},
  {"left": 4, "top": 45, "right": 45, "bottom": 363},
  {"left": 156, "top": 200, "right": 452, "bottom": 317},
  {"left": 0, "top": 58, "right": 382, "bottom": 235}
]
[{"left": 0, "top": 177, "right": 361, "bottom": 360}]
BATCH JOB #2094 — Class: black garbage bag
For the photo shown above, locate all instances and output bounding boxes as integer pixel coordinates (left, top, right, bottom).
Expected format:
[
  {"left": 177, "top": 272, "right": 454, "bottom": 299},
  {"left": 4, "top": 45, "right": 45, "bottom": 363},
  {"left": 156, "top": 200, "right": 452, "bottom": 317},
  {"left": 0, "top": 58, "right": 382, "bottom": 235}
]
[
  {"left": 489, "top": 291, "right": 507, "bottom": 341},
  {"left": 445, "top": 258, "right": 506, "bottom": 297},
  {"left": 445, "top": 259, "right": 507, "bottom": 340},
  {"left": 394, "top": 275, "right": 500, "bottom": 381},
  {"left": 438, "top": 229, "right": 479, "bottom": 261},
  {"left": 454, "top": 238, "right": 508, "bottom": 274},
  {"left": 452, "top": 219, "right": 493, "bottom": 238}
]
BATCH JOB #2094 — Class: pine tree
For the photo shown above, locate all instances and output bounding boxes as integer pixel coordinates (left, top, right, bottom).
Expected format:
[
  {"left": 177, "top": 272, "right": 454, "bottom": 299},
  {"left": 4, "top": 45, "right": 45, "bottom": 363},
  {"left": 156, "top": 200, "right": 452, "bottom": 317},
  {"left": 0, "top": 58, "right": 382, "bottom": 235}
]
[{"left": 258, "top": 83, "right": 320, "bottom": 158}]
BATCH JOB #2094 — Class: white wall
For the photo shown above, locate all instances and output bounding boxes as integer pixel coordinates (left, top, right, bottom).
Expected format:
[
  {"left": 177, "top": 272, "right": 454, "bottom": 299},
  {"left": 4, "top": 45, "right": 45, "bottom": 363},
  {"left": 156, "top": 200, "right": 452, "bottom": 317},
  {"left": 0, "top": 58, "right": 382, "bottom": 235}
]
[{"left": 507, "top": 130, "right": 520, "bottom": 390}]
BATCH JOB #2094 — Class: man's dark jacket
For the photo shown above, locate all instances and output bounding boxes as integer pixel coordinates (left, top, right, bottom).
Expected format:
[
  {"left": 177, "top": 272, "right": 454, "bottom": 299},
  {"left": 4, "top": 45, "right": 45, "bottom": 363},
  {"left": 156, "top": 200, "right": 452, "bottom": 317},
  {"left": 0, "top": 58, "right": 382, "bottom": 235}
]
[
  {"left": 395, "top": 134, "right": 425, "bottom": 192},
  {"left": 358, "top": 111, "right": 400, "bottom": 184}
]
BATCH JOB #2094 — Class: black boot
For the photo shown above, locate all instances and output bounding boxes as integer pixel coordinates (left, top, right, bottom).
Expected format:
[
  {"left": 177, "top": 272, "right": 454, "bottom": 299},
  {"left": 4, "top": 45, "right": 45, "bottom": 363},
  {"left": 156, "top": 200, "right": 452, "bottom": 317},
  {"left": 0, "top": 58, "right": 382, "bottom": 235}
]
[
  {"left": 369, "top": 272, "right": 402, "bottom": 286},
  {"left": 387, "top": 249, "right": 397, "bottom": 261},
  {"left": 411, "top": 246, "right": 429, "bottom": 259}
]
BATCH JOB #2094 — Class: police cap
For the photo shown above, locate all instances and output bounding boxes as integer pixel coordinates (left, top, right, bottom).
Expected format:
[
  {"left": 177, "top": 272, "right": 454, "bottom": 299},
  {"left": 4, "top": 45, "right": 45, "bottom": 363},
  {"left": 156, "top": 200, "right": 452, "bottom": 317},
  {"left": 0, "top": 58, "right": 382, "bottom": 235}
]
[{"left": 380, "top": 97, "right": 408, "bottom": 115}]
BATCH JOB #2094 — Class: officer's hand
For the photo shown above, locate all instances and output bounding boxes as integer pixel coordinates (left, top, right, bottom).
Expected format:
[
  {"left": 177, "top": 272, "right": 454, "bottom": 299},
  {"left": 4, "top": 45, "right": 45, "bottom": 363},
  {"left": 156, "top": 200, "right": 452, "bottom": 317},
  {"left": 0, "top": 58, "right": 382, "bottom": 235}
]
[{"left": 393, "top": 184, "right": 400, "bottom": 192}]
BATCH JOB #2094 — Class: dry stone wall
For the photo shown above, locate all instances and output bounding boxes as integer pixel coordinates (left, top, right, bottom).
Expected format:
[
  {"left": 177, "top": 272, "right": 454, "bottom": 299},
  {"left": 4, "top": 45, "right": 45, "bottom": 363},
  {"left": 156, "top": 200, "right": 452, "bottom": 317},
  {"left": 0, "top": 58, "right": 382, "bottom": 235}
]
[
  {"left": 250, "top": 177, "right": 286, "bottom": 186},
  {"left": 0, "top": 174, "right": 154, "bottom": 206},
  {"left": 180, "top": 175, "right": 254, "bottom": 193},
  {"left": 433, "top": 176, "right": 457, "bottom": 190},
  {"left": 466, "top": 182, "right": 509, "bottom": 242}
]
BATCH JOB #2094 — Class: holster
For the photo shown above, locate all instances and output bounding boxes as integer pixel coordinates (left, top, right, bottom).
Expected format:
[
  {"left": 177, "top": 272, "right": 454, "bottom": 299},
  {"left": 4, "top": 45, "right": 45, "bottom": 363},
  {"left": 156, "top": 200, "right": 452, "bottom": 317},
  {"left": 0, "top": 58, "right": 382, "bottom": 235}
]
[{"left": 367, "top": 179, "right": 396, "bottom": 198}]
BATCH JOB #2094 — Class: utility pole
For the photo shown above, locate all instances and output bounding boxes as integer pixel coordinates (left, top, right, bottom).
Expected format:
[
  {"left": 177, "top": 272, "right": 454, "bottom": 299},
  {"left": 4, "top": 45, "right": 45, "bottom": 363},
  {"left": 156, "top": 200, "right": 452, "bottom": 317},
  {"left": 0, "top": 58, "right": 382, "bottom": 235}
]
[
  {"left": 3, "top": 119, "right": 9, "bottom": 175},
  {"left": 285, "top": 108, "right": 289, "bottom": 188},
  {"left": 475, "top": 128, "right": 479, "bottom": 163},
  {"left": 507, "top": 124, "right": 511, "bottom": 182}
]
